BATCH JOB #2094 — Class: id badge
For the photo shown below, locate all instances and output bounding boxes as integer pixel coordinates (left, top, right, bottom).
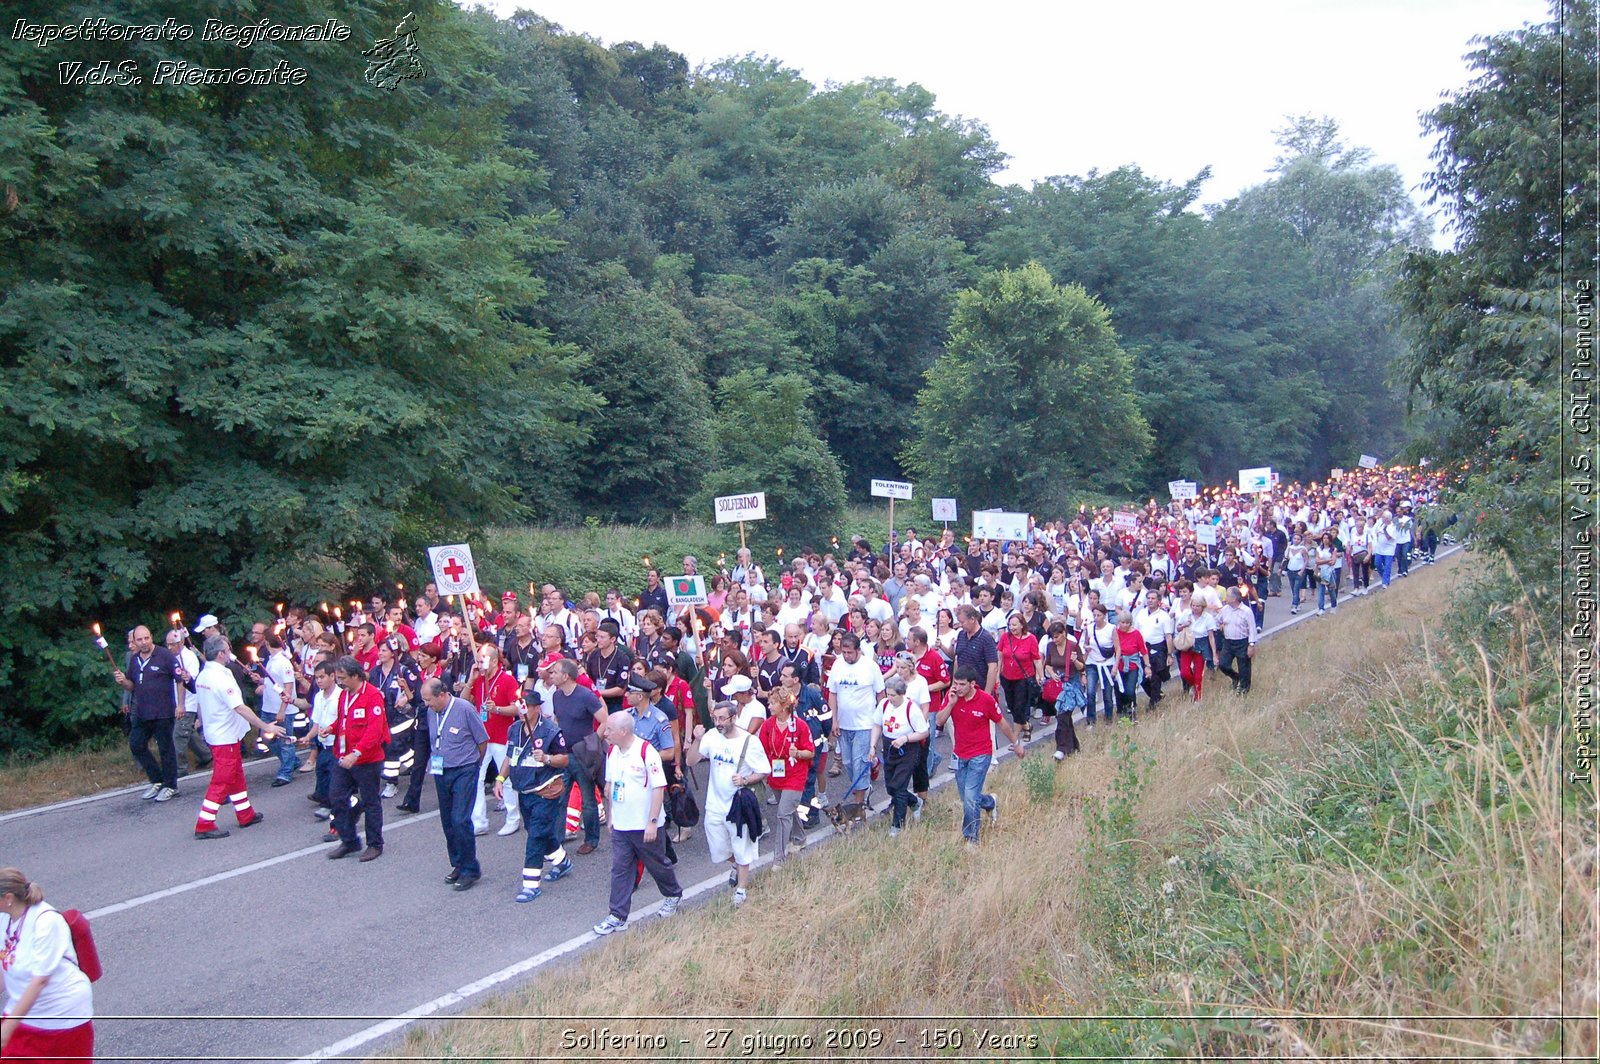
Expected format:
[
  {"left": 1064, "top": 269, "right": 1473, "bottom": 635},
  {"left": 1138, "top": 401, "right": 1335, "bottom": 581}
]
[
  {"left": 771, "top": 760, "right": 786, "bottom": 778},
  {"left": 610, "top": 780, "right": 624, "bottom": 803},
  {"left": 479, "top": 707, "right": 489, "bottom": 723},
  {"left": 428, "top": 754, "right": 444, "bottom": 776},
  {"left": 516, "top": 663, "right": 529, "bottom": 682}
]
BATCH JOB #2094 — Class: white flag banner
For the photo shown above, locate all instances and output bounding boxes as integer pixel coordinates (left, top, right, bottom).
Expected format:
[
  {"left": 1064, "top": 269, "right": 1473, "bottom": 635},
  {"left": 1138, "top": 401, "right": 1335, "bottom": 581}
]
[
  {"left": 427, "top": 543, "right": 481, "bottom": 597},
  {"left": 971, "top": 510, "right": 1029, "bottom": 541},
  {"left": 870, "top": 478, "right": 914, "bottom": 500},
  {"left": 1168, "top": 480, "right": 1198, "bottom": 501},
  {"left": 931, "top": 497, "right": 958, "bottom": 522},
  {"left": 1238, "top": 466, "right": 1273, "bottom": 494},
  {"left": 1359, "top": 454, "right": 1379, "bottom": 469},
  {"left": 1112, "top": 512, "right": 1139, "bottom": 533},
  {"left": 1195, "top": 524, "right": 1218, "bottom": 546},
  {"left": 714, "top": 491, "right": 767, "bottom": 524}
]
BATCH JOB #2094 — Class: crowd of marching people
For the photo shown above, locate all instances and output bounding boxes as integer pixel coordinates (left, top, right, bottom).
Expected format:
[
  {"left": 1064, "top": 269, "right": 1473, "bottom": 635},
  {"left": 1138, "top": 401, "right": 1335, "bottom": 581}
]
[{"left": 99, "top": 464, "right": 1449, "bottom": 941}]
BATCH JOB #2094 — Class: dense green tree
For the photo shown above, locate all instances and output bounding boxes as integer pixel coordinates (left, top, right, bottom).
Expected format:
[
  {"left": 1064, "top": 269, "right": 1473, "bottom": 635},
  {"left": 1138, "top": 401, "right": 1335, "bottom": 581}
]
[
  {"left": 691, "top": 369, "right": 847, "bottom": 549},
  {"left": 904, "top": 264, "right": 1151, "bottom": 510},
  {"left": 0, "top": 0, "right": 594, "bottom": 744},
  {"left": 541, "top": 263, "right": 711, "bottom": 520},
  {"left": 1393, "top": 0, "right": 1596, "bottom": 599}
]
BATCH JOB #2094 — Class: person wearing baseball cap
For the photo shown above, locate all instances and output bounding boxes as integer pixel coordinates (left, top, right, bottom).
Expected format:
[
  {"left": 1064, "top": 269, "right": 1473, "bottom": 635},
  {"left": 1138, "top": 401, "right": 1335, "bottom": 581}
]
[{"left": 724, "top": 673, "right": 765, "bottom": 737}]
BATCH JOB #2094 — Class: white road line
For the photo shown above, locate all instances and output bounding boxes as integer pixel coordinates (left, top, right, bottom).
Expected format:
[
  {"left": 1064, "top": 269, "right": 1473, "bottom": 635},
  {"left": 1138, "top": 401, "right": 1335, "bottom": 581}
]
[
  {"left": 85, "top": 809, "right": 440, "bottom": 920},
  {"left": 287, "top": 547, "right": 1462, "bottom": 1064}
]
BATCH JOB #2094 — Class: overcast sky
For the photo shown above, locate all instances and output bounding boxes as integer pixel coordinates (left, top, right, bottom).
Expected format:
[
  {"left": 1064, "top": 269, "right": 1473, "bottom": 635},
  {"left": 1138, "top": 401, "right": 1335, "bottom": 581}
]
[{"left": 471, "top": 1, "right": 1552, "bottom": 240}]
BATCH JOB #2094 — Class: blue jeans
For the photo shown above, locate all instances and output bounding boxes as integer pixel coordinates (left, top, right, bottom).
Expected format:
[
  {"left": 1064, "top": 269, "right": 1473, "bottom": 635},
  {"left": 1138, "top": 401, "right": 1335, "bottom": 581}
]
[
  {"left": 1288, "top": 569, "right": 1305, "bottom": 608},
  {"left": 1085, "top": 665, "right": 1117, "bottom": 723},
  {"left": 1396, "top": 542, "right": 1412, "bottom": 576},
  {"left": 312, "top": 744, "right": 335, "bottom": 803},
  {"left": 435, "top": 763, "right": 480, "bottom": 877},
  {"left": 837, "top": 728, "right": 872, "bottom": 796},
  {"left": 1374, "top": 553, "right": 1394, "bottom": 586},
  {"left": 266, "top": 711, "right": 300, "bottom": 781},
  {"left": 951, "top": 754, "right": 995, "bottom": 843},
  {"left": 1317, "top": 575, "right": 1339, "bottom": 611}
]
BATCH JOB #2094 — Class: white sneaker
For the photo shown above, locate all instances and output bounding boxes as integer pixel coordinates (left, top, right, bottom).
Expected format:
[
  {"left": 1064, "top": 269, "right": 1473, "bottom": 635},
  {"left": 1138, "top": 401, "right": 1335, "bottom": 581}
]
[
  {"left": 140, "top": 783, "right": 161, "bottom": 800},
  {"left": 153, "top": 786, "right": 178, "bottom": 803},
  {"left": 1053, "top": 750, "right": 1065, "bottom": 761},
  {"left": 381, "top": 783, "right": 397, "bottom": 799},
  {"left": 658, "top": 896, "right": 681, "bottom": 918},
  {"left": 497, "top": 821, "right": 521, "bottom": 836},
  {"left": 987, "top": 796, "right": 999, "bottom": 826},
  {"left": 592, "top": 914, "right": 628, "bottom": 935},
  {"left": 911, "top": 799, "right": 923, "bottom": 822},
  {"left": 1316, "top": 608, "right": 1325, "bottom": 616},
  {"left": 888, "top": 826, "right": 901, "bottom": 838},
  {"left": 732, "top": 888, "right": 747, "bottom": 907}
]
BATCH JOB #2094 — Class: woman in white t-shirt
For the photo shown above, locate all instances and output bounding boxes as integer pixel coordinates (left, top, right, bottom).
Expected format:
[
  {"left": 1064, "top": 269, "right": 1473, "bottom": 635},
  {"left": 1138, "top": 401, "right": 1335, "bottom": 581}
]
[
  {"left": 1082, "top": 604, "right": 1119, "bottom": 727},
  {"left": 870, "top": 676, "right": 929, "bottom": 835},
  {"left": 0, "top": 868, "right": 92, "bottom": 1064},
  {"left": 1284, "top": 532, "right": 1310, "bottom": 615}
]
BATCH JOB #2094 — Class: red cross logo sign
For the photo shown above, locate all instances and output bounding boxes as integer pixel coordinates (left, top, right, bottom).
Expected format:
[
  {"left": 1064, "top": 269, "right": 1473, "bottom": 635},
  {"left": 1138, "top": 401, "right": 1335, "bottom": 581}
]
[{"left": 427, "top": 543, "right": 480, "bottom": 596}]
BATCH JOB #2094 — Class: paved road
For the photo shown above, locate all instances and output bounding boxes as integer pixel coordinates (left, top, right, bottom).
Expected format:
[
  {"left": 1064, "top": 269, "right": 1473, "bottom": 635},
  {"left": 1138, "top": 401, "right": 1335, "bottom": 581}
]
[{"left": 0, "top": 553, "right": 1455, "bottom": 1063}]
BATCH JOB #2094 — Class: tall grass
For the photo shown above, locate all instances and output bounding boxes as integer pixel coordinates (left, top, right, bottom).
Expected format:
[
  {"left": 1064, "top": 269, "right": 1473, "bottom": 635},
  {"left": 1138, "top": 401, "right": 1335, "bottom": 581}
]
[{"left": 381, "top": 552, "right": 1596, "bottom": 1061}]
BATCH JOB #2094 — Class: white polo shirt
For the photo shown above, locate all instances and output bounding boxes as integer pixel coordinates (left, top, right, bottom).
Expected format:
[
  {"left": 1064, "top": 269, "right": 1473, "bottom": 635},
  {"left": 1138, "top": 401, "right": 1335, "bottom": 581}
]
[
  {"left": 195, "top": 660, "right": 249, "bottom": 746},
  {"left": 605, "top": 739, "right": 668, "bottom": 830}
]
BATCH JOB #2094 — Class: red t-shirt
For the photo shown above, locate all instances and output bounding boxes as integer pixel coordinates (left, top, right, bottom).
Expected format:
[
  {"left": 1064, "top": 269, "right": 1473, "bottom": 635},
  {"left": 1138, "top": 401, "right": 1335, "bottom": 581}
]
[
  {"left": 757, "top": 714, "right": 815, "bottom": 792},
  {"left": 1115, "top": 628, "right": 1148, "bottom": 671},
  {"left": 998, "top": 632, "right": 1041, "bottom": 682},
  {"left": 916, "top": 649, "right": 951, "bottom": 716},
  {"left": 471, "top": 669, "right": 521, "bottom": 745},
  {"left": 353, "top": 644, "right": 380, "bottom": 674},
  {"left": 946, "top": 689, "right": 1005, "bottom": 760}
]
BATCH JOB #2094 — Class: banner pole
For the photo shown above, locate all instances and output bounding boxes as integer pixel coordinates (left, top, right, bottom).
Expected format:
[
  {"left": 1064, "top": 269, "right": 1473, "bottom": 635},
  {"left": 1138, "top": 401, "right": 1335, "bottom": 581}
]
[
  {"left": 889, "top": 497, "right": 895, "bottom": 552},
  {"left": 739, "top": 521, "right": 746, "bottom": 550}
]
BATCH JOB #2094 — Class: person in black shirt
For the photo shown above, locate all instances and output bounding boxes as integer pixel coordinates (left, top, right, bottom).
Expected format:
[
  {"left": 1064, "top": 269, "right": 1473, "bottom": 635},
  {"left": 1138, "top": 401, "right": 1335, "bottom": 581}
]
[
  {"left": 638, "top": 569, "right": 669, "bottom": 620},
  {"left": 584, "top": 620, "right": 633, "bottom": 713},
  {"left": 114, "top": 625, "right": 188, "bottom": 800}
]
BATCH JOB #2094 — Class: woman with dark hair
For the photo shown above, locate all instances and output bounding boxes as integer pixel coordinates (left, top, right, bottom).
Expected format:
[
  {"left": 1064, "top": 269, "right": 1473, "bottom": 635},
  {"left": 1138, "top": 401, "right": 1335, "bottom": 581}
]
[
  {"left": 998, "top": 613, "right": 1043, "bottom": 741},
  {"left": 1, "top": 868, "right": 93, "bottom": 1064},
  {"left": 370, "top": 634, "right": 422, "bottom": 799},
  {"left": 1042, "top": 620, "right": 1083, "bottom": 758}
]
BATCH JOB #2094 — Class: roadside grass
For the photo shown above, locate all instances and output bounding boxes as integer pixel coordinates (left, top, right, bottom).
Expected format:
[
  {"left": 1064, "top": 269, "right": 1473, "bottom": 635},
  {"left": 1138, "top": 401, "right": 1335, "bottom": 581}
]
[
  {"left": 389, "top": 551, "right": 1591, "bottom": 1061},
  {"left": 0, "top": 734, "right": 146, "bottom": 813}
]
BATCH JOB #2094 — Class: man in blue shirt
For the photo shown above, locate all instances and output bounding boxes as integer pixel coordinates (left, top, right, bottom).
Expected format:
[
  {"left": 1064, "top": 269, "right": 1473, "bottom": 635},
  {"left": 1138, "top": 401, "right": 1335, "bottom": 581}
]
[{"left": 421, "top": 679, "right": 489, "bottom": 891}]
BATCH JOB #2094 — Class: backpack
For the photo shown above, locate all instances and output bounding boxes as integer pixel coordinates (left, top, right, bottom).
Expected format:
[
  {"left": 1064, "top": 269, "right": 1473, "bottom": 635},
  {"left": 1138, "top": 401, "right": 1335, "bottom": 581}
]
[{"left": 59, "top": 908, "right": 103, "bottom": 982}]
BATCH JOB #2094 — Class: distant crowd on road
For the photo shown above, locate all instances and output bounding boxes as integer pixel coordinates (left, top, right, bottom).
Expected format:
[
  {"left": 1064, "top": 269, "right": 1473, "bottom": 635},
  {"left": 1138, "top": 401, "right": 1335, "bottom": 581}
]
[{"left": 92, "top": 464, "right": 1450, "bottom": 944}]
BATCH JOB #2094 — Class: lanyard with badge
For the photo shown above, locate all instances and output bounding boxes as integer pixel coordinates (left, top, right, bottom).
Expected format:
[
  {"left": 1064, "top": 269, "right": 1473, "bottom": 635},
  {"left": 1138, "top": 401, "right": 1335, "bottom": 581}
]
[
  {"left": 507, "top": 719, "right": 545, "bottom": 778},
  {"left": 429, "top": 699, "right": 458, "bottom": 775},
  {"left": 478, "top": 669, "right": 502, "bottom": 722}
]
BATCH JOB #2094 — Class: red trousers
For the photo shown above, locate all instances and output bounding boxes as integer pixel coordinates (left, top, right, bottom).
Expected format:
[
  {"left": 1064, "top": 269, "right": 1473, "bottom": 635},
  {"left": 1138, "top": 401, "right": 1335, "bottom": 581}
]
[
  {"left": 2, "top": 1019, "right": 94, "bottom": 1063},
  {"left": 195, "top": 741, "right": 259, "bottom": 831},
  {"left": 1178, "top": 650, "right": 1206, "bottom": 701}
]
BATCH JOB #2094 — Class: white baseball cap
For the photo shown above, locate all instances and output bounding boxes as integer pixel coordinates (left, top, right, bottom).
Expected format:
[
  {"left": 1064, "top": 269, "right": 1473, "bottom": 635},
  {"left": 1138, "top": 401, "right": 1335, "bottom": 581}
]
[
  {"left": 725, "top": 674, "right": 754, "bottom": 694},
  {"left": 196, "top": 614, "right": 220, "bottom": 631}
]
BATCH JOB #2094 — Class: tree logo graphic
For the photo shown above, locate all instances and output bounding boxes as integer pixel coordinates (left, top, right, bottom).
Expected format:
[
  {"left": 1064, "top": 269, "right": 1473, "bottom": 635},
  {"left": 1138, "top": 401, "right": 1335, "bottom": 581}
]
[{"left": 363, "top": 11, "right": 428, "bottom": 91}]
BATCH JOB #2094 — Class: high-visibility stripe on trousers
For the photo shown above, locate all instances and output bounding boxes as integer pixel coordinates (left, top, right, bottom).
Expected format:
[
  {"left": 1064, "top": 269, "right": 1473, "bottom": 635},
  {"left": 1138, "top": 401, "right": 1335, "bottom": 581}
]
[
  {"left": 195, "top": 741, "right": 259, "bottom": 830},
  {"left": 383, "top": 711, "right": 416, "bottom": 783}
]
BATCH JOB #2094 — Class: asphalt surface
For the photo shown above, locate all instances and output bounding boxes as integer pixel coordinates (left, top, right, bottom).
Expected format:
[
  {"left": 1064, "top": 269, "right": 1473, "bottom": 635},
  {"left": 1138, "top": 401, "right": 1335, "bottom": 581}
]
[{"left": 0, "top": 551, "right": 1456, "bottom": 1064}]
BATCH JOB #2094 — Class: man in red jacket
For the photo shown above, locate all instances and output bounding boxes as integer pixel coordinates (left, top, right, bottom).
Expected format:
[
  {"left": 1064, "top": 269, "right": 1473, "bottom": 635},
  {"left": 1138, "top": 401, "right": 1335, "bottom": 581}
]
[{"left": 329, "top": 656, "right": 388, "bottom": 862}]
